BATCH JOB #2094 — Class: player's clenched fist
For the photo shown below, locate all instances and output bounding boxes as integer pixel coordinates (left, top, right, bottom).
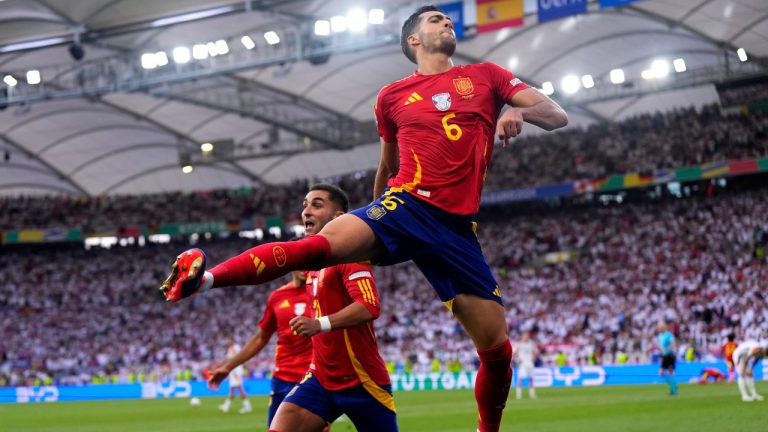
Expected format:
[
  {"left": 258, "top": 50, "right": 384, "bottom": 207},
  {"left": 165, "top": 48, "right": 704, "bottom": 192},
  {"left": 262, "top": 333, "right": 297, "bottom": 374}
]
[
  {"left": 159, "top": 248, "right": 211, "bottom": 302},
  {"left": 290, "top": 316, "right": 322, "bottom": 337}
]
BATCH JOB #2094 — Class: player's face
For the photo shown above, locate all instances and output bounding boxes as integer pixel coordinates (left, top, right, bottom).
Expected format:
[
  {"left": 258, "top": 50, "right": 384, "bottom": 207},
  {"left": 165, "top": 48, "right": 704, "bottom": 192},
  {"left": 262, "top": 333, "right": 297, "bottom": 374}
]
[
  {"left": 301, "top": 190, "right": 341, "bottom": 235},
  {"left": 414, "top": 11, "right": 456, "bottom": 58}
]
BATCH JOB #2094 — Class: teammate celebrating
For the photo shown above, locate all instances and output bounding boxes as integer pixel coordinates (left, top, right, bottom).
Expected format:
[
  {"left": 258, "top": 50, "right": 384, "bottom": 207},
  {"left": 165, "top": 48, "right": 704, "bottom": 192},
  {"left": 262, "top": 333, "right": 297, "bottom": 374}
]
[
  {"left": 277, "top": 184, "right": 395, "bottom": 431},
  {"left": 721, "top": 333, "right": 738, "bottom": 383},
  {"left": 733, "top": 340, "right": 766, "bottom": 402},
  {"left": 160, "top": 6, "right": 566, "bottom": 431},
  {"left": 216, "top": 338, "right": 252, "bottom": 414},
  {"left": 656, "top": 323, "right": 678, "bottom": 396},
  {"left": 208, "top": 270, "right": 314, "bottom": 426},
  {"left": 514, "top": 332, "right": 538, "bottom": 399}
]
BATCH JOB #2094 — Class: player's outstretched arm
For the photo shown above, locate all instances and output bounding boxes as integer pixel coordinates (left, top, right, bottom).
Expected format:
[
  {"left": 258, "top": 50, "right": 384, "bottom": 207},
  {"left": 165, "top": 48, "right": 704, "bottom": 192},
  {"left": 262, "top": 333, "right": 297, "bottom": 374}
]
[
  {"left": 497, "top": 88, "right": 568, "bottom": 146},
  {"left": 208, "top": 330, "right": 273, "bottom": 390},
  {"left": 289, "top": 303, "right": 374, "bottom": 338}
]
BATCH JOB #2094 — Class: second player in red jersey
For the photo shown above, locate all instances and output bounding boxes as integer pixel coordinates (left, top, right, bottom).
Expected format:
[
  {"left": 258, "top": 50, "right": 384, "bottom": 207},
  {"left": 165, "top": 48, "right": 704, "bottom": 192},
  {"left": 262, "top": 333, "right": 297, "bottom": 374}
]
[
  {"left": 375, "top": 62, "right": 529, "bottom": 215},
  {"left": 305, "top": 263, "right": 390, "bottom": 393},
  {"left": 259, "top": 278, "right": 313, "bottom": 383}
]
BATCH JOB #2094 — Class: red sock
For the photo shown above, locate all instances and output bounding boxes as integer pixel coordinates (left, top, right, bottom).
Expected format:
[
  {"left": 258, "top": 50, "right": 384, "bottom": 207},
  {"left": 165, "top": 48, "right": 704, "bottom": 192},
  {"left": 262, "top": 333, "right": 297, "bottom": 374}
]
[
  {"left": 475, "top": 339, "right": 512, "bottom": 432},
  {"left": 209, "top": 235, "right": 331, "bottom": 288}
]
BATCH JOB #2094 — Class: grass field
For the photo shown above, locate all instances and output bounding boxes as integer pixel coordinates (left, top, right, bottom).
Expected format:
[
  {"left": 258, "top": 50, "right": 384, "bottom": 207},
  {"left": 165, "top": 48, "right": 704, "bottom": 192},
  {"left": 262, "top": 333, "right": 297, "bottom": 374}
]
[{"left": 2, "top": 383, "right": 766, "bottom": 432}]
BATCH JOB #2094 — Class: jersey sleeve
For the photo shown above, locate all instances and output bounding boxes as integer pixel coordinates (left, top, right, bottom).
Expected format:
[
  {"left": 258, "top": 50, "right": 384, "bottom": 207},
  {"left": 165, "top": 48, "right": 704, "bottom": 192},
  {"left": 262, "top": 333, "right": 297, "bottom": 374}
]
[
  {"left": 339, "top": 264, "right": 380, "bottom": 318},
  {"left": 482, "top": 62, "right": 530, "bottom": 103},
  {"left": 257, "top": 294, "right": 278, "bottom": 334},
  {"left": 374, "top": 86, "right": 397, "bottom": 143}
]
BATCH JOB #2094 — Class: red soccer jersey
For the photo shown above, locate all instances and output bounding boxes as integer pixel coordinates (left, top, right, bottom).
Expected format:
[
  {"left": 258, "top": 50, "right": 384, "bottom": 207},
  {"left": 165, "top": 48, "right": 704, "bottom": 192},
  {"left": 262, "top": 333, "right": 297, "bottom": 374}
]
[
  {"left": 374, "top": 62, "right": 529, "bottom": 215},
  {"left": 258, "top": 281, "right": 313, "bottom": 383},
  {"left": 306, "top": 263, "right": 390, "bottom": 393}
]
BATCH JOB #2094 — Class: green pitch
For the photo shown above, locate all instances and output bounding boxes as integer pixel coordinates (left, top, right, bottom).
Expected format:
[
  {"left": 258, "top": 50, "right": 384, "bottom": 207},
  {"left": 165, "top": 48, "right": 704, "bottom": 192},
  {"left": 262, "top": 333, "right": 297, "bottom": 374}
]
[{"left": 2, "top": 383, "right": 765, "bottom": 432}]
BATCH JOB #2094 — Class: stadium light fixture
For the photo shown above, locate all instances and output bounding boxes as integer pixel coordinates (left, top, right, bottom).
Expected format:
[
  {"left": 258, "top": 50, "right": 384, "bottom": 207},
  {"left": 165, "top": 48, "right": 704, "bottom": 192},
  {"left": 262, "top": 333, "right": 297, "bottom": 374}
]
[
  {"left": 541, "top": 81, "right": 554, "bottom": 95},
  {"left": 369, "top": 9, "right": 385, "bottom": 24},
  {"left": 641, "top": 69, "right": 654, "bottom": 80},
  {"left": 264, "top": 31, "right": 280, "bottom": 46},
  {"left": 200, "top": 142, "right": 214, "bottom": 152},
  {"left": 561, "top": 75, "right": 580, "bottom": 94},
  {"left": 650, "top": 59, "right": 669, "bottom": 78},
  {"left": 346, "top": 10, "right": 368, "bottom": 32},
  {"left": 330, "top": 15, "right": 347, "bottom": 32},
  {"left": 0, "top": 37, "right": 66, "bottom": 53},
  {"left": 155, "top": 51, "right": 168, "bottom": 67},
  {"left": 737, "top": 48, "right": 747, "bottom": 62},
  {"left": 609, "top": 68, "right": 624, "bottom": 84},
  {"left": 192, "top": 44, "right": 208, "bottom": 59},
  {"left": 581, "top": 74, "right": 594, "bottom": 89},
  {"left": 141, "top": 53, "right": 157, "bottom": 69},
  {"left": 206, "top": 42, "right": 219, "bottom": 56},
  {"left": 26, "top": 70, "right": 41, "bottom": 85},
  {"left": 314, "top": 20, "right": 331, "bottom": 36},
  {"left": 215, "top": 40, "right": 229, "bottom": 55},
  {"left": 151, "top": 6, "right": 235, "bottom": 27},
  {"left": 182, "top": 165, "right": 194, "bottom": 174},
  {"left": 3, "top": 75, "right": 17, "bottom": 87},
  {"left": 673, "top": 58, "right": 686, "bottom": 73},
  {"left": 240, "top": 35, "right": 255, "bottom": 50},
  {"left": 172, "top": 47, "right": 191, "bottom": 64}
]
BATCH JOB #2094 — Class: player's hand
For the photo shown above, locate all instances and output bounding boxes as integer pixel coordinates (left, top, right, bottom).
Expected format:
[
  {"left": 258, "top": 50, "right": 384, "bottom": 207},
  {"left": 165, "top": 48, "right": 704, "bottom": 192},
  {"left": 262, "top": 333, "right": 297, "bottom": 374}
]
[
  {"left": 497, "top": 108, "right": 524, "bottom": 148},
  {"left": 205, "top": 363, "right": 230, "bottom": 391},
  {"left": 290, "top": 316, "right": 321, "bottom": 337},
  {"left": 159, "top": 248, "right": 208, "bottom": 302}
]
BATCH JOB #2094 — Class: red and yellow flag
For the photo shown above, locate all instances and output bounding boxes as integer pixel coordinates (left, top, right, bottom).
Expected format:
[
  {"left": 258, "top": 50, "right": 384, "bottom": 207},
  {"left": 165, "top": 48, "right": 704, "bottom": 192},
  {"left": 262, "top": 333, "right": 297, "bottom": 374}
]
[{"left": 476, "top": 0, "right": 524, "bottom": 33}]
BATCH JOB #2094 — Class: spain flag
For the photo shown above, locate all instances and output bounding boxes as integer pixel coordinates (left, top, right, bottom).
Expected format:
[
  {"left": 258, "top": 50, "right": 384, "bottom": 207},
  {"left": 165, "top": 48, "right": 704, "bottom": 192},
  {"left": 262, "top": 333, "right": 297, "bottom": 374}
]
[{"left": 477, "top": 0, "right": 524, "bottom": 33}]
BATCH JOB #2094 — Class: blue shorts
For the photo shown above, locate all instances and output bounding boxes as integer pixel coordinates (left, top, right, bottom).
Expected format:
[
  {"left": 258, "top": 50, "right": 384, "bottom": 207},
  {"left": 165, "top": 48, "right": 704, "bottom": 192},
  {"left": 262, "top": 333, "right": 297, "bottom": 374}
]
[
  {"left": 351, "top": 189, "right": 502, "bottom": 306},
  {"left": 283, "top": 373, "right": 398, "bottom": 431},
  {"left": 268, "top": 377, "right": 297, "bottom": 427}
]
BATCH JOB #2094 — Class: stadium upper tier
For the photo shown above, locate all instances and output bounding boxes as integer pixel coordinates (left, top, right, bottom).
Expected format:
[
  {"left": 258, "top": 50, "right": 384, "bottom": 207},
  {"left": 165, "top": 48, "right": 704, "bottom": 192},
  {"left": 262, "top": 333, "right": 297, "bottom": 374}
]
[
  {"left": 1, "top": 104, "right": 766, "bottom": 232},
  {"left": 1, "top": 183, "right": 766, "bottom": 387}
]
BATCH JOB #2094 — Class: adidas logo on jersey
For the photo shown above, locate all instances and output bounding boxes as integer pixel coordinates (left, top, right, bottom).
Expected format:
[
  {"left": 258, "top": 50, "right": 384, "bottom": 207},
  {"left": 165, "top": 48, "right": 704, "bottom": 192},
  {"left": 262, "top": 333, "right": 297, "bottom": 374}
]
[
  {"left": 403, "top": 92, "right": 423, "bottom": 106},
  {"left": 278, "top": 299, "right": 290, "bottom": 309}
]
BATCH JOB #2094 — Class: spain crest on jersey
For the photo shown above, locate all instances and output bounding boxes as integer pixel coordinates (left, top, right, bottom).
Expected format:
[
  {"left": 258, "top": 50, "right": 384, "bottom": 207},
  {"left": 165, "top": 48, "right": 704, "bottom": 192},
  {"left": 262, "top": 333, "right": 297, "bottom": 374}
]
[
  {"left": 432, "top": 93, "right": 452, "bottom": 111},
  {"left": 453, "top": 77, "right": 474, "bottom": 95}
]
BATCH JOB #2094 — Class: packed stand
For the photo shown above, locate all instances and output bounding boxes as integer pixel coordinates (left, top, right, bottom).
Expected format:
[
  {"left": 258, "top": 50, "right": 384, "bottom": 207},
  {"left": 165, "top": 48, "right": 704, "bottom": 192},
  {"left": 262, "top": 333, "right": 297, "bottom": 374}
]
[
  {"left": 2, "top": 184, "right": 767, "bottom": 387},
  {"left": 1, "top": 105, "right": 767, "bottom": 232}
]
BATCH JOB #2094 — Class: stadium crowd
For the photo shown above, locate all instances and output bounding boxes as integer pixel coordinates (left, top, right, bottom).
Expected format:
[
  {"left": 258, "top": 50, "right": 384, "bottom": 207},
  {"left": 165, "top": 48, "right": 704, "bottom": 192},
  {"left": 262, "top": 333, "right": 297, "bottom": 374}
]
[
  {"left": 1, "top": 104, "right": 766, "bottom": 232},
  {"left": 1, "top": 184, "right": 766, "bottom": 387}
]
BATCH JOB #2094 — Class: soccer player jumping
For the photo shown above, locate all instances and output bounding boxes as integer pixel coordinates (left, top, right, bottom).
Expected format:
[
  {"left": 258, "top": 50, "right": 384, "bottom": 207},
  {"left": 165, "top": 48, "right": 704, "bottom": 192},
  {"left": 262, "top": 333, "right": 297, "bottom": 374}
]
[{"left": 160, "top": 5, "right": 566, "bottom": 431}]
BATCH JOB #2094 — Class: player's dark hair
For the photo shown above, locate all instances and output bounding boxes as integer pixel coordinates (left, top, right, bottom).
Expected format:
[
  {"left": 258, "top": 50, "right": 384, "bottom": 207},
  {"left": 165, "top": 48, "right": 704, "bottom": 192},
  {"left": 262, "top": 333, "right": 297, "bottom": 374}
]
[
  {"left": 401, "top": 5, "right": 442, "bottom": 64},
  {"left": 727, "top": 333, "right": 735, "bottom": 341},
  {"left": 310, "top": 183, "right": 349, "bottom": 213}
]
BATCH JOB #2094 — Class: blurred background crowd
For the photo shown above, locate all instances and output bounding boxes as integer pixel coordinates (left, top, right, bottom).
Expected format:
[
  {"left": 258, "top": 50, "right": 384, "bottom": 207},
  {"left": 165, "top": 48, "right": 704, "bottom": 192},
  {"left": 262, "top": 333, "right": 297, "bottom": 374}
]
[{"left": 1, "top": 103, "right": 767, "bottom": 387}]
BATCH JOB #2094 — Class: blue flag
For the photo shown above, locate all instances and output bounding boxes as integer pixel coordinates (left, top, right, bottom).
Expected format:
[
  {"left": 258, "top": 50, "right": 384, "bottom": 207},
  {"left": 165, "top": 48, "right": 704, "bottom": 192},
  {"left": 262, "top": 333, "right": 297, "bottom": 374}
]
[
  {"left": 538, "top": 0, "right": 587, "bottom": 23},
  {"left": 599, "top": 0, "right": 641, "bottom": 8},
  {"left": 439, "top": 1, "right": 465, "bottom": 40}
]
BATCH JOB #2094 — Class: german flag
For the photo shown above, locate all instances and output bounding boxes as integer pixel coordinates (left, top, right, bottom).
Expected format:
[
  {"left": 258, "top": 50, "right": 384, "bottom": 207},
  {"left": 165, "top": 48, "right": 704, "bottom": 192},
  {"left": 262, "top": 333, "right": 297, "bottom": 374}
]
[{"left": 476, "top": 0, "right": 524, "bottom": 33}]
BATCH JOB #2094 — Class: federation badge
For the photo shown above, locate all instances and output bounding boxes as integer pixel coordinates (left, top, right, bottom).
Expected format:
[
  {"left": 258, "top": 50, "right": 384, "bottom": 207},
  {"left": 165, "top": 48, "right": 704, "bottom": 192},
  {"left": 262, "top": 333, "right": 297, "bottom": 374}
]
[
  {"left": 366, "top": 204, "right": 387, "bottom": 220},
  {"left": 453, "top": 77, "right": 474, "bottom": 95},
  {"left": 294, "top": 302, "right": 306, "bottom": 316},
  {"left": 432, "top": 92, "right": 452, "bottom": 111},
  {"left": 272, "top": 246, "right": 287, "bottom": 267}
]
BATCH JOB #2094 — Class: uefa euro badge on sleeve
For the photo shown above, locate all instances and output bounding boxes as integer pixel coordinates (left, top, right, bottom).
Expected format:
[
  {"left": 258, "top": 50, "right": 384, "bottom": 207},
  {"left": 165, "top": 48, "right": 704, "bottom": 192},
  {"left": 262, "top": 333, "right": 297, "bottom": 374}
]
[{"left": 159, "top": 248, "right": 207, "bottom": 302}]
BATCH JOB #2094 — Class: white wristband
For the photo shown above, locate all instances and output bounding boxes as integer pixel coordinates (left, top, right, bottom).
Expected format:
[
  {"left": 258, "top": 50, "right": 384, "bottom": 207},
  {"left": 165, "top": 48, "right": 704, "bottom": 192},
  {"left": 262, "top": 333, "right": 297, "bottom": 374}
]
[{"left": 318, "top": 316, "right": 332, "bottom": 332}]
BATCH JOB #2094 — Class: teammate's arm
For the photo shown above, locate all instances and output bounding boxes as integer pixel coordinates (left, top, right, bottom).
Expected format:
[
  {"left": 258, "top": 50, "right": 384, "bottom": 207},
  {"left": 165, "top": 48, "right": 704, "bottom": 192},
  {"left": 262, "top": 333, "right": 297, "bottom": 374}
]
[
  {"left": 208, "top": 329, "right": 274, "bottom": 390},
  {"left": 290, "top": 303, "right": 374, "bottom": 337},
  {"left": 373, "top": 137, "right": 399, "bottom": 199},
  {"left": 497, "top": 88, "right": 568, "bottom": 145}
]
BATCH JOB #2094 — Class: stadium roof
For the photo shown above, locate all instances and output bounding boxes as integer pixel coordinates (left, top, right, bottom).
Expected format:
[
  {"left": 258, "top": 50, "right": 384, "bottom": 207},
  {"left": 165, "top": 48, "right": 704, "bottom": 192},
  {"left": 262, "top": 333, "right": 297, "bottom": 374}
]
[{"left": 0, "top": 0, "right": 766, "bottom": 197}]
